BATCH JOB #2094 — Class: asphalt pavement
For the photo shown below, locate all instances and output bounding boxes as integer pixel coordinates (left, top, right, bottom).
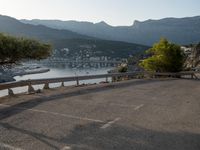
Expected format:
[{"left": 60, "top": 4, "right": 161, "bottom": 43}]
[{"left": 0, "top": 78, "right": 200, "bottom": 150}]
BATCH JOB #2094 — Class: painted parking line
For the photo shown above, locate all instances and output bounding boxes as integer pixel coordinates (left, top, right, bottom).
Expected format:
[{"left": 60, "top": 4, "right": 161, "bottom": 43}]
[
  {"left": 134, "top": 104, "right": 144, "bottom": 110},
  {"left": 0, "top": 104, "right": 104, "bottom": 123},
  {"left": 100, "top": 117, "right": 121, "bottom": 129},
  {"left": 74, "top": 102, "right": 142, "bottom": 109},
  {"left": 61, "top": 145, "right": 71, "bottom": 150},
  {"left": 109, "top": 103, "right": 139, "bottom": 108},
  {"left": 0, "top": 142, "right": 24, "bottom": 150}
]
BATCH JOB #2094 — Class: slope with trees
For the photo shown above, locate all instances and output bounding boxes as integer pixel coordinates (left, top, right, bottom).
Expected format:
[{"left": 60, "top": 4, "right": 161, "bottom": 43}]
[
  {"left": 0, "top": 15, "right": 148, "bottom": 59},
  {"left": 0, "top": 33, "right": 52, "bottom": 64},
  {"left": 0, "top": 33, "right": 52, "bottom": 83}
]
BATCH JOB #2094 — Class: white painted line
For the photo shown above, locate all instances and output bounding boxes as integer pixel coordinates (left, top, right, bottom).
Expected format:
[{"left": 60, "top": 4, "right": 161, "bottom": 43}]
[
  {"left": 109, "top": 103, "right": 138, "bottom": 108},
  {"left": 134, "top": 104, "right": 144, "bottom": 110},
  {"left": 76, "top": 102, "right": 139, "bottom": 108},
  {"left": 61, "top": 145, "right": 71, "bottom": 150},
  {"left": 29, "top": 108, "right": 104, "bottom": 123},
  {"left": 0, "top": 142, "right": 24, "bottom": 150},
  {"left": 100, "top": 117, "right": 121, "bottom": 129},
  {"left": 0, "top": 104, "right": 103, "bottom": 123}
]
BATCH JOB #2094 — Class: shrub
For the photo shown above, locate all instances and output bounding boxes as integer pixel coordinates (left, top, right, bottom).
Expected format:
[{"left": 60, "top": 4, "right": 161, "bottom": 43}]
[{"left": 139, "top": 38, "right": 184, "bottom": 72}]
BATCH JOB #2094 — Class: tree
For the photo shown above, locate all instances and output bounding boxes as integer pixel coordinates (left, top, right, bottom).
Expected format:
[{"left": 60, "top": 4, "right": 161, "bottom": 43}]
[
  {"left": 0, "top": 33, "right": 52, "bottom": 64},
  {"left": 139, "top": 38, "right": 184, "bottom": 72}
]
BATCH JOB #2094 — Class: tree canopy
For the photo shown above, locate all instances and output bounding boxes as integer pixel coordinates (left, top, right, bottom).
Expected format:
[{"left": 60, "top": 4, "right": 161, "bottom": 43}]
[
  {"left": 139, "top": 38, "right": 184, "bottom": 72},
  {"left": 0, "top": 33, "right": 52, "bottom": 64}
]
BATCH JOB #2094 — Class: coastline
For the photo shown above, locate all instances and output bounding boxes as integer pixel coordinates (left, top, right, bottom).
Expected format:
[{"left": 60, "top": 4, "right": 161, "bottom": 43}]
[
  {"left": 14, "top": 68, "right": 50, "bottom": 76},
  {"left": 0, "top": 68, "right": 50, "bottom": 83}
]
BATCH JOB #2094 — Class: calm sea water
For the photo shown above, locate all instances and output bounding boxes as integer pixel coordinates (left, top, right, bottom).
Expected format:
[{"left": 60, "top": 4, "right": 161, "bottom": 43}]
[{"left": 0, "top": 66, "right": 113, "bottom": 97}]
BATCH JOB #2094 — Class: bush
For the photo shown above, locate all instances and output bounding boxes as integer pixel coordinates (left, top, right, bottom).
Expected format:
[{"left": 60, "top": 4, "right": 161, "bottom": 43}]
[
  {"left": 139, "top": 38, "right": 184, "bottom": 72},
  {"left": 118, "top": 63, "right": 128, "bottom": 73}
]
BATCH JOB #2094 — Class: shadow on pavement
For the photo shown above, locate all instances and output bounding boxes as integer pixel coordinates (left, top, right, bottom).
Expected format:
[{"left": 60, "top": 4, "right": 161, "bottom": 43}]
[
  {"left": 0, "top": 121, "right": 200, "bottom": 150},
  {"left": 61, "top": 123, "right": 200, "bottom": 150}
]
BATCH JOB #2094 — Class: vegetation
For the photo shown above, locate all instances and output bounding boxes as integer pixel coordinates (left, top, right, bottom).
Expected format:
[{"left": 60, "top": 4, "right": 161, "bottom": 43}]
[
  {"left": 0, "top": 33, "right": 52, "bottom": 64},
  {"left": 140, "top": 38, "right": 184, "bottom": 72},
  {"left": 118, "top": 63, "right": 128, "bottom": 73},
  {"left": 127, "top": 51, "right": 147, "bottom": 68}
]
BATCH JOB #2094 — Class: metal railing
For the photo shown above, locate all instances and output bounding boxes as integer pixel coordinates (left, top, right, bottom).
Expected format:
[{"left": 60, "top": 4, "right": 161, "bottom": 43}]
[{"left": 0, "top": 71, "right": 199, "bottom": 96}]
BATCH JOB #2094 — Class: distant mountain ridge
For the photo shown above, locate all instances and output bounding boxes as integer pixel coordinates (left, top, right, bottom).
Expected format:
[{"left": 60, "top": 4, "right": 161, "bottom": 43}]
[
  {"left": 21, "top": 16, "right": 200, "bottom": 46},
  {"left": 0, "top": 15, "right": 90, "bottom": 41},
  {"left": 0, "top": 15, "right": 148, "bottom": 58}
]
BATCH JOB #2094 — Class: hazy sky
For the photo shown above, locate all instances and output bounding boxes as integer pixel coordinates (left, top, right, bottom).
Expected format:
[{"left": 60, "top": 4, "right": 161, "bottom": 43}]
[{"left": 0, "top": 0, "right": 200, "bottom": 26}]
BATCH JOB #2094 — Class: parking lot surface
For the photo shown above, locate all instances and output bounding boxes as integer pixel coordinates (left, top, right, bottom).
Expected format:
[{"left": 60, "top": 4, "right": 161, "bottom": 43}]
[{"left": 0, "top": 79, "right": 200, "bottom": 150}]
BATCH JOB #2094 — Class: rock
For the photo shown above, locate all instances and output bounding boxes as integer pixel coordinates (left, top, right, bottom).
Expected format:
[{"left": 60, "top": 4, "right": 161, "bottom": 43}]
[
  {"left": 0, "top": 74, "right": 15, "bottom": 83},
  {"left": 36, "top": 89, "right": 42, "bottom": 93},
  {"left": 8, "top": 89, "right": 14, "bottom": 96}
]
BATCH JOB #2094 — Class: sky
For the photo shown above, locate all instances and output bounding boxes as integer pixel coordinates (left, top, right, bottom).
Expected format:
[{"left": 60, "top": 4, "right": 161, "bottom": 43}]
[{"left": 0, "top": 0, "right": 200, "bottom": 26}]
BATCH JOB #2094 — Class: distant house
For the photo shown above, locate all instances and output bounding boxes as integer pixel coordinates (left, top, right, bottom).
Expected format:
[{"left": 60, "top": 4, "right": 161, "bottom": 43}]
[
  {"left": 181, "top": 46, "right": 192, "bottom": 55},
  {"left": 89, "top": 57, "right": 100, "bottom": 61}
]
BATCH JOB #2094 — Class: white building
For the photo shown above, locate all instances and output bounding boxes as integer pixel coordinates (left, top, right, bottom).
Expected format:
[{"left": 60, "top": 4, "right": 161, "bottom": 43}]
[
  {"left": 181, "top": 46, "right": 192, "bottom": 55},
  {"left": 89, "top": 57, "right": 100, "bottom": 61}
]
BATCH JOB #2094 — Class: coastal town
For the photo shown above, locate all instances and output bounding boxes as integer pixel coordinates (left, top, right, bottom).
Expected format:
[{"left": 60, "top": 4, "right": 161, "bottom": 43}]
[
  {"left": 0, "top": 0, "right": 200, "bottom": 149},
  {"left": 1, "top": 42, "right": 200, "bottom": 84}
]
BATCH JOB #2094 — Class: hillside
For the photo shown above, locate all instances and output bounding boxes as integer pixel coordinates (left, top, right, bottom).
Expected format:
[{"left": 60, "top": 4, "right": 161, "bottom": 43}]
[
  {"left": 21, "top": 16, "right": 200, "bottom": 46},
  {"left": 52, "top": 38, "right": 148, "bottom": 58},
  {"left": 0, "top": 15, "right": 89, "bottom": 41},
  {"left": 0, "top": 15, "right": 149, "bottom": 58}
]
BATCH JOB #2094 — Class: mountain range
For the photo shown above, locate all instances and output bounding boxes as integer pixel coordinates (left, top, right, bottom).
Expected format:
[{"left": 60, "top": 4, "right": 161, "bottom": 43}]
[
  {"left": 21, "top": 16, "right": 200, "bottom": 46},
  {"left": 1, "top": 15, "right": 199, "bottom": 59},
  {"left": 0, "top": 15, "right": 148, "bottom": 58}
]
